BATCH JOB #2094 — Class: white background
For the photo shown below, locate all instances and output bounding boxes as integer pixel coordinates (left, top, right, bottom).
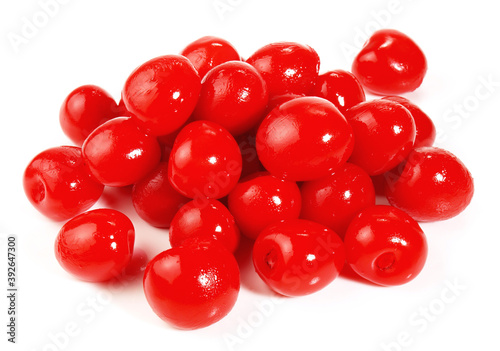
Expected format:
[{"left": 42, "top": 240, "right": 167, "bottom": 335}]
[{"left": 1, "top": 0, "right": 499, "bottom": 350}]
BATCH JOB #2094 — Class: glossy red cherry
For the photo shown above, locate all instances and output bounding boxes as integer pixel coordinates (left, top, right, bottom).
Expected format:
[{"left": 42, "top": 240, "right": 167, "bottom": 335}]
[
  {"left": 256, "top": 97, "right": 354, "bottom": 181},
  {"left": 82, "top": 117, "right": 161, "bottom": 187},
  {"left": 253, "top": 219, "right": 345, "bottom": 296},
  {"left": 143, "top": 239, "right": 240, "bottom": 329},
  {"left": 246, "top": 42, "right": 320, "bottom": 97},
  {"left": 264, "top": 93, "right": 304, "bottom": 116},
  {"left": 132, "top": 162, "right": 189, "bottom": 228},
  {"left": 55, "top": 209, "right": 135, "bottom": 282},
  {"left": 385, "top": 147, "right": 474, "bottom": 222},
  {"left": 235, "top": 132, "right": 265, "bottom": 179},
  {"left": 382, "top": 96, "right": 436, "bottom": 148},
  {"left": 168, "top": 121, "right": 242, "bottom": 199},
  {"left": 227, "top": 172, "right": 301, "bottom": 240},
  {"left": 23, "top": 146, "right": 104, "bottom": 221},
  {"left": 59, "top": 85, "right": 119, "bottom": 146},
  {"left": 181, "top": 36, "right": 241, "bottom": 79},
  {"left": 122, "top": 55, "right": 201, "bottom": 136},
  {"left": 309, "top": 70, "right": 366, "bottom": 115},
  {"left": 169, "top": 199, "right": 240, "bottom": 252},
  {"left": 192, "top": 61, "right": 268, "bottom": 136},
  {"left": 344, "top": 205, "right": 428, "bottom": 286},
  {"left": 300, "top": 163, "right": 375, "bottom": 238},
  {"left": 346, "top": 99, "right": 416, "bottom": 176},
  {"left": 352, "top": 29, "right": 427, "bottom": 95}
]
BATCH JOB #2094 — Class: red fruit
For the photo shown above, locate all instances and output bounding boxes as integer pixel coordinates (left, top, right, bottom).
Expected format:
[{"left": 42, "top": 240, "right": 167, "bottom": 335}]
[
  {"left": 59, "top": 85, "right": 119, "bottom": 145},
  {"left": 344, "top": 205, "right": 428, "bottom": 286},
  {"left": 352, "top": 29, "right": 427, "bottom": 95},
  {"left": 82, "top": 117, "right": 161, "bottom": 187},
  {"left": 246, "top": 42, "right": 320, "bottom": 97},
  {"left": 143, "top": 239, "right": 240, "bottom": 329},
  {"left": 192, "top": 61, "right": 268, "bottom": 136},
  {"left": 168, "top": 121, "right": 242, "bottom": 199},
  {"left": 382, "top": 96, "right": 436, "bottom": 148},
  {"left": 132, "top": 162, "right": 189, "bottom": 228},
  {"left": 300, "top": 163, "right": 376, "bottom": 238},
  {"left": 55, "top": 209, "right": 135, "bottom": 282},
  {"left": 346, "top": 99, "right": 416, "bottom": 176},
  {"left": 122, "top": 55, "right": 201, "bottom": 136},
  {"left": 253, "top": 219, "right": 345, "bottom": 296},
  {"left": 385, "top": 147, "right": 474, "bottom": 221},
  {"left": 169, "top": 199, "right": 240, "bottom": 252},
  {"left": 256, "top": 97, "right": 354, "bottom": 181},
  {"left": 181, "top": 36, "right": 241, "bottom": 79},
  {"left": 264, "top": 93, "right": 304, "bottom": 115},
  {"left": 310, "top": 70, "right": 366, "bottom": 115},
  {"left": 23, "top": 146, "right": 104, "bottom": 221},
  {"left": 228, "top": 172, "right": 301, "bottom": 240}
]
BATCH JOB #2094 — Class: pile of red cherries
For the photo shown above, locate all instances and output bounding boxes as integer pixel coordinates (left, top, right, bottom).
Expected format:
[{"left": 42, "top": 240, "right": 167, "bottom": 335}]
[{"left": 23, "top": 29, "right": 474, "bottom": 330}]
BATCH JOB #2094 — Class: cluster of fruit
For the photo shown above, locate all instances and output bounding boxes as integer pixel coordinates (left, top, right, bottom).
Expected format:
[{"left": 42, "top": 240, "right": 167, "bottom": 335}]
[{"left": 23, "top": 30, "right": 474, "bottom": 330}]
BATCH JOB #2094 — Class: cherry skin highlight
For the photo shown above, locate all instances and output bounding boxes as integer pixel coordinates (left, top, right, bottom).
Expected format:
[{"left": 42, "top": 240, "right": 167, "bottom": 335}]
[
  {"left": 344, "top": 205, "right": 428, "bottom": 286},
  {"left": 246, "top": 42, "right": 320, "bottom": 97},
  {"left": 143, "top": 239, "right": 240, "bottom": 329},
  {"left": 345, "top": 99, "right": 416, "bottom": 176},
  {"left": 382, "top": 96, "right": 436, "bottom": 148},
  {"left": 352, "top": 29, "right": 427, "bottom": 95},
  {"left": 256, "top": 96, "right": 354, "bottom": 181},
  {"left": 169, "top": 199, "right": 240, "bottom": 252},
  {"left": 300, "top": 162, "right": 376, "bottom": 238},
  {"left": 55, "top": 209, "right": 135, "bottom": 282},
  {"left": 385, "top": 147, "right": 474, "bottom": 222},
  {"left": 82, "top": 117, "right": 161, "bottom": 187},
  {"left": 168, "top": 121, "right": 242, "bottom": 199},
  {"left": 59, "top": 85, "right": 119, "bottom": 146},
  {"left": 253, "top": 219, "right": 345, "bottom": 296},
  {"left": 122, "top": 55, "right": 201, "bottom": 136},
  {"left": 228, "top": 172, "right": 301, "bottom": 240},
  {"left": 181, "top": 36, "right": 241, "bottom": 79},
  {"left": 310, "top": 70, "right": 366, "bottom": 115},
  {"left": 192, "top": 61, "right": 268, "bottom": 136},
  {"left": 23, "top": 146, "right": 104, "bottom": 221}
]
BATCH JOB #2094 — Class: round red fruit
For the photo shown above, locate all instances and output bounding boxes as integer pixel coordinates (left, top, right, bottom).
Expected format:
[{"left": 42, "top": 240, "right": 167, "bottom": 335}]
[
  {"left": 300, "top": 163, "right": 375, "bottom": 238},
  {"left": 352, "top": 29, "right": 427, "bottom": 95},
  {"left": 55, "top": 209, "right": 135, "bottom": 282},
  {"left": 82, "top": 117, "right": 161, "bottom": 187},
  {"left": 346, "top": 99, "right": 415, "bottom": 175},
  {"left": 169, "top": 199, "right": 240, "bottom": 252},
  {"left": 132, "top": 162, "right": 189, "bottom": 228},
  {"left": 344, "top": 205, "right": 428, "bottom": 286},
  {"left": 228, "top": 172, "right": 301, "bottom": 240},
  {"left": 143, "top": 239, "right": 240, "bottom": 329},
  {"left": 264, "top": 93, "right": 304, "bottom": 116},
  {"left": 382, "top": 96, "right": 436, "bottom": 148},
  {"left": 122, "top": 55, "right": 201, "bottom": 136},
  {"left": 385, "top": 147, "right": 474, "bottom": 222},
  {"left": 253, "top": 219, "right": 345, "bottom": 296},
  {"left": 23, "top": 146, "right": 104, "bottom": 221},
  {"left": 246, "top": 42, "right": 320, "bottom": 97},
  {"left": 310, "top": 70, "right": 366, "bottom": 115},
  {"left": 168, "top": 121, "right": 242, "bottom": 199},
  {"left": 192, "top": 61, "right": 268, "bottom": 136},
  {"left": 59, "top": 85, "right": 119, "bottom": 145},
  {"left": 181, "top": 36, "right": 240, "bottom": 79},
  {"left": 256, "top": 97, "right": 354, "bottom": 181}
]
